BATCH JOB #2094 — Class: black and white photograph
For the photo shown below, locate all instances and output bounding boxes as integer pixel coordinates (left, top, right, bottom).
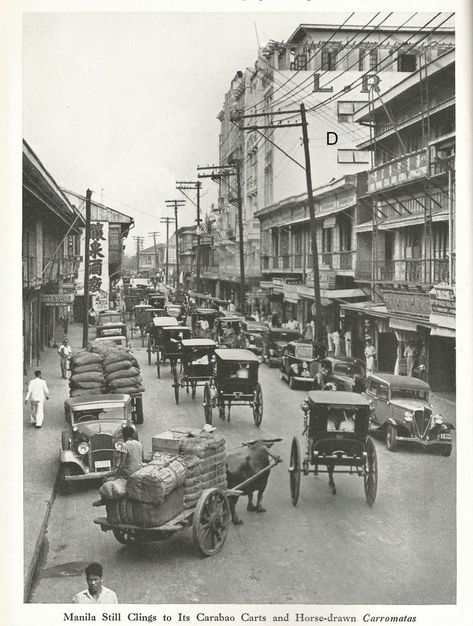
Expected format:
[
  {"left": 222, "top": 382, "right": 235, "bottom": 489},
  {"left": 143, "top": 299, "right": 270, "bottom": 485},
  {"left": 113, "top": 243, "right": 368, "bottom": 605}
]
[{"left": 4, "top": 0, "right": 473, "bottom": 623}]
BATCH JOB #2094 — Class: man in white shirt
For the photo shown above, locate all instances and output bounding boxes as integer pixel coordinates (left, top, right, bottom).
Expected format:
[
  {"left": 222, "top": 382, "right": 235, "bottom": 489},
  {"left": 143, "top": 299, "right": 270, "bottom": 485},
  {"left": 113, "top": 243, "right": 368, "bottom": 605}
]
[
  {"left": 73, "top": 562, "right": 118, "bottom": 604},
  {"left": 58, "top": 338, "right": 72, "bottom": 378},
  {"left": 25, "top": 370, "right": 49, "bottom": 428}
]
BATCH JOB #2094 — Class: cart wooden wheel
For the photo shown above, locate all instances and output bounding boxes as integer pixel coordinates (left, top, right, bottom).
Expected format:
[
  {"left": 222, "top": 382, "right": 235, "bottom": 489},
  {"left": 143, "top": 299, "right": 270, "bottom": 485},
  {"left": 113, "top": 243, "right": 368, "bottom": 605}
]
[
  {"left": 289, "top": 436, "right": 301, "bottom": 506},
  {"left": 364, "top": 436, "right": 378, "bottom": 507},
  {"left": 173, "top": 369, "right": 180, "bottom": 404},
  {"left": 253, "top": 383, "right": 263, "bottom": 428},
  {"left": 147, "top": 337, "right": 152, "bottom": 365},
  {"left": 112, "top": 528, "right": 136, "bottom": 545},
  {"left": 192, "top": 488, "right": 230, "bottom": 557},
  {"left": 203, "top": 383, "right": 213, "bottom": 425}
]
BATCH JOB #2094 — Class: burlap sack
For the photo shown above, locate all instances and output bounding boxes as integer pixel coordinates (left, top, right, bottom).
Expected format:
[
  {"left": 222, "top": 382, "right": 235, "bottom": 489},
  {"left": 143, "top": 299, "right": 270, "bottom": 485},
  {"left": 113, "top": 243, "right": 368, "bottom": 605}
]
[
  {"left": 110, "top": 386, "right": 144, "bottom": 395},
  {"left": 69, "top": 380, "right": 104, "bottom": 390},
  {"left": 72, "top": 352, "right": 103, "bottom": 367},
  {"left": 108, "top": 376, "right": 142, "bottom": 389},
  {"left": 104, "top": 361, "right": 132, "bottom": 374},
  {"left": 71, "top": 363, "right": 104, "bottom": 375},
  {"left": 70, "top": 371, "right": 105, "bottom": 384},
  {"left": 126, "top": 458, "right": 186, "bottom": 505},
  {"left": 179, "top": 433, "right": 226, "bottom": 458},
  {"left": 99, "top": 478, "right": 127, "bottom": 501},
  {"left": 103, "top": 349, "right": 134, "bottom": 366},
  {"left": 106, "top": 367, "right": 139, "bottom": 382},
  {"left": 70, "top": 388, "right": 106, "bottom": 397},
  {"left": 199, "top": 451, "right": 226, "bottom": 471}
]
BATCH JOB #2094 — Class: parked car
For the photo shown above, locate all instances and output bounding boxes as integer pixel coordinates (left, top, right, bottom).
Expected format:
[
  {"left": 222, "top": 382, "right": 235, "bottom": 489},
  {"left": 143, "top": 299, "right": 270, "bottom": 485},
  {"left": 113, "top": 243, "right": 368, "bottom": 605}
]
[
  {"left": 239, "top": 320, "right": 268, "bottom": 358},
  {"left": 263, "top": 328, "right": 303, "bottom": 367},
  {"left": 363, "top": 373, "right": 454, "bottom": 456},
  {"left": 60, "top": 394, "right": 138, "bottom": 492},
  {"left": 96, "top": 310, "right": 127, "bottom": 338},
  {"left": 280, "top": 341, "right": 319, "bottom": 389},
  {"left": 319, "top": 356, "right": 367, "bottom": 392}
]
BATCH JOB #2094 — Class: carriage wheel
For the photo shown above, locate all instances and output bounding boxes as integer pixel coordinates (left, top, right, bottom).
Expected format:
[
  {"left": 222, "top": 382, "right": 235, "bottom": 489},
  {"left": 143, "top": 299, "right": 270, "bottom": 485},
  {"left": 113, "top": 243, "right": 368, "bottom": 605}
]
[
  {"left": 173, "top": 370, "right": 180, "bottom": 404},
  {"left": 364, "top": 436, "right": 378, "bottom": 507},
  {"left": 191, "top": 382, "right": 197, "bottom": 399},
  {"left": 203, "top": 383, "right": 213, "bottom": 425},
  {"left": 156, "top": 348, "right": 161, "bottom": 379},
  {"left": 253, "top": 383, "right": 263, "bottom": 428},
  {"left": 141, "top": 329, "right": 145, "bottom": 347},
  {"left": 289, "top": 436, "right": 301, "bottom": 506},
  {"left": 192, "top": 488, "right": 230, "bottom": 557},
  {"left": 112, "top": 528, "right": 136, "bottom": 545},
  {"left": 147, "top": 337, "right": 152, "bottom": 365}
]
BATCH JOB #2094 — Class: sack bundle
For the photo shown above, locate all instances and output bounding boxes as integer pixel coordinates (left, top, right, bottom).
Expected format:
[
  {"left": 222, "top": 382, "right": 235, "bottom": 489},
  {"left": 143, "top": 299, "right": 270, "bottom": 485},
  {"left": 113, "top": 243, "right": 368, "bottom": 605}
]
[{"left": 126, "top": 457, "right": 187, "bottom": 505}]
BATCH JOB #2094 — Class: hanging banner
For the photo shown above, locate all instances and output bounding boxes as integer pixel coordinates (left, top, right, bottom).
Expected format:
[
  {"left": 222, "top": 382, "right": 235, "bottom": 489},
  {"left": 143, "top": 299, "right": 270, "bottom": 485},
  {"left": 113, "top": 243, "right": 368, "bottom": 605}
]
[{"left": 77, "top": 221, "right": 109, "bottom": 308}]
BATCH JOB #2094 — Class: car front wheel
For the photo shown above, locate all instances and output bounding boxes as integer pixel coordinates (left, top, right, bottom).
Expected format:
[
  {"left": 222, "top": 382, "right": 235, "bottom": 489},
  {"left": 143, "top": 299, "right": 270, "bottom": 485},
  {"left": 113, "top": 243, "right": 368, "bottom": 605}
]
[{"left": 386, "top": 424, "right": 398, "bottom": 451}]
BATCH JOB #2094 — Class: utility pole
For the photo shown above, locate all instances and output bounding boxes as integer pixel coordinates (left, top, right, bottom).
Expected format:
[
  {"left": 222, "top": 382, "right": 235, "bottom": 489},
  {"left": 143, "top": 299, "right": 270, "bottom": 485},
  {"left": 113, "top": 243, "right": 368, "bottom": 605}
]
[
  {"left": 176, "top": 180, "right": 202, "bottom": 293},
  {"left": 148, "top": 231, "right": 160, "bottom": 279},
  {"left": 133, "top": 236, "right": 144, "bottom": 275},
  {"left": 234, "top": 104, "right": 324, "bottom": 345},
  {"left": 197, "top": 164, "right": 245, "bottom": 310},
  {"left": 160, "top": 217, "right": 173, "bottom": 285},
  {"left": 165, "top": 200, "right": 185, "bottom": 288},
  {"left": 82, "top": 189, "right": 92, "bottom": 348}
]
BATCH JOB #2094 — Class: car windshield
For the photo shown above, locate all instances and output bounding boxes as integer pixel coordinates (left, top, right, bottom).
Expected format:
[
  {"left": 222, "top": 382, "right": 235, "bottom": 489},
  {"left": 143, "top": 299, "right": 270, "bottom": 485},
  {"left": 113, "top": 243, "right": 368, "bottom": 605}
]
[
  {"left": 390, "top": 388, "right": 429, "bottom": 401},
  {"left": 72, "top": 405, "right": 126, "bottom": 422},
  {"left": 334, "top": 361, "right": 365, "bottom": 376},
  {"left": 294, "top": 345, "right": 313, "bottom": 359}
]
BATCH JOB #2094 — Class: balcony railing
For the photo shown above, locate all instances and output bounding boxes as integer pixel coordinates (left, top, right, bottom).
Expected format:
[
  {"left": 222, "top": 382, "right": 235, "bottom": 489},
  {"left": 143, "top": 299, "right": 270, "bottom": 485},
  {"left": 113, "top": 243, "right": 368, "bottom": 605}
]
[
  {"left": 355, "top": 257, "right": 453, "bottom": 285},
  {"left": 261, "top": 251, "right": 355, "bottom": 274},
  {"left": 368, "top": 149, "right": 428, "bottom": 193},
  {"left": 377, "top": 85, "right": 455, "bottom": 135}
]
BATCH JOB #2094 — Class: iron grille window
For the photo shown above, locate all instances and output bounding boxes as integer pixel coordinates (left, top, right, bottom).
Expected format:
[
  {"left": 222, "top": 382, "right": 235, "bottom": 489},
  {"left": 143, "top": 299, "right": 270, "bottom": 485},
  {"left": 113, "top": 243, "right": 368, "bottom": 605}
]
[
  {"left": 337, "top": 149, "right": 370, "bottom": 164},
  {"left": 294, "top": 54, "right": 308, "bottom": 70}
]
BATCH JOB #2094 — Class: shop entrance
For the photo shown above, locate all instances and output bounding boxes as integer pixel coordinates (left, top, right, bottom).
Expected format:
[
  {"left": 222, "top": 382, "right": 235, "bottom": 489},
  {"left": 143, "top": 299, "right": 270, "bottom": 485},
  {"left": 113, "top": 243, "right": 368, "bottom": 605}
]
[
  {"left": 377, "top": 332, "right": 398, "bottom": 373},
  {"left": 429, "top": 336, "right": 456, "bottom": 391}
]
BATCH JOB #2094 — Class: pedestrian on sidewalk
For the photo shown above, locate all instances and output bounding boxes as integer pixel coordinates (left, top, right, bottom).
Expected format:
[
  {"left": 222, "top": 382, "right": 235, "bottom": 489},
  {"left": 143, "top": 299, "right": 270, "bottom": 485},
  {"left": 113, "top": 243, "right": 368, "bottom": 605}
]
[
  {"left": 73, "top": 562, "right": 118, "bottom": 604},
  {"left": 58, "top": 337, "right": 72, "bottom": 378},
  {"left": 364, "top": 339, "right": 377, "bottom": 376},
  {"left": 25, "top": 370, "right": 49, "bottom": 428}
]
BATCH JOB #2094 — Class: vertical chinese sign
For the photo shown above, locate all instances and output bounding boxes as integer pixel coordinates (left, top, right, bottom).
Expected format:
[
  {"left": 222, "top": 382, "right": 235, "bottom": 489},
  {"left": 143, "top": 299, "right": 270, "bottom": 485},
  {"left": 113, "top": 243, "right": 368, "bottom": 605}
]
[{"left": 78, "top": 221, "right": 109, "bottom": 311}]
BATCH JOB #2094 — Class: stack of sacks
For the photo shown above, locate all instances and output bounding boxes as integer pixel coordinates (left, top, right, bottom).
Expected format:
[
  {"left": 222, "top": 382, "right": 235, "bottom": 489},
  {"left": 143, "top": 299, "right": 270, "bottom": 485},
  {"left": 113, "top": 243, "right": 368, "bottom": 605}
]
[
  {"left": 99, "top": 478, "right": 127, "bottom": 501},
  {"left": 69, "top": 350, "right": 105, "bottom": 397},
  {"left": 103, "top": 348, "right": 145, "bottom": 396},
  {"left": 152, "top": 431, "right": 227, "bottom": 510},
  {"left": 104, "top": 457, "right": 187, "bottom": 528}
]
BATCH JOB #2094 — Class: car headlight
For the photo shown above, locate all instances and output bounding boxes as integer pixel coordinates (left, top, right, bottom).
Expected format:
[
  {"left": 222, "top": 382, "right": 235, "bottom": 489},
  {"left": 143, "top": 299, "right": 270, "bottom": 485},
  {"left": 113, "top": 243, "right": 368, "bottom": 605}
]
[
  {"left": 250, "top": 335, "right": 255, "bottom": 341},
  {"left": 77, "top": 442, "right": 89, "bottom": 455},
  {"left": 404, "top": 411, "right": 413, "bottom": 422},
  {"left": 291, "top": 364, "right": 299, "bottom": 373},
  {"left": 115, "top": 441, "right": 124, "bottom": 451},
  {"left": 434, "top": 414, "right": 444, "bottom": 425}
]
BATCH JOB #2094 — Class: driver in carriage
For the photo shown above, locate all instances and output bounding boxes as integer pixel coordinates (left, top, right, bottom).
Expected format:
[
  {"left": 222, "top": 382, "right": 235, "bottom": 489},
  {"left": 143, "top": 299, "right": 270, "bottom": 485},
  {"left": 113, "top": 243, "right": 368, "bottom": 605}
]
[{"left": 327, "top": 408, "right": 356, "bottom": 432}]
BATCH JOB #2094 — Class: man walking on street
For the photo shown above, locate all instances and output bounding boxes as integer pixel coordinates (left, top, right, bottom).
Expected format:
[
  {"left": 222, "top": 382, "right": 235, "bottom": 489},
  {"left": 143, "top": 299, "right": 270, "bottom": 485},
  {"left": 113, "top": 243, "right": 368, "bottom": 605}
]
[
  {"left": 25, "top": 369, "right": 49, "bottom": 428},
  {"left": 73, "top": 562, "right": 118, "bottom": 604},
  {"left": 58, "top": 337, "right": 72, "bottom": 378}
]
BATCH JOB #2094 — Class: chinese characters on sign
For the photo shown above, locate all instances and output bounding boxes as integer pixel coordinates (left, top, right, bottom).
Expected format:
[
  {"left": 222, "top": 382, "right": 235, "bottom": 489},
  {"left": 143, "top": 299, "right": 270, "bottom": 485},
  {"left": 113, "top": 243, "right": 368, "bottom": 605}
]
[{"left": 89, "top": 222, "right": 105, "bottom": 293}]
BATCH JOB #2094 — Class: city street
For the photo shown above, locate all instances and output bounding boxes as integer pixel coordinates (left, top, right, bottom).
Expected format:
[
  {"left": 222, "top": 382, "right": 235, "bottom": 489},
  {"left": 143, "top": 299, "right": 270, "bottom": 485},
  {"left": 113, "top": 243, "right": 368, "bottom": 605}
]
[{"left": 29, "top": 328, "right": 456, "bottom": 605}]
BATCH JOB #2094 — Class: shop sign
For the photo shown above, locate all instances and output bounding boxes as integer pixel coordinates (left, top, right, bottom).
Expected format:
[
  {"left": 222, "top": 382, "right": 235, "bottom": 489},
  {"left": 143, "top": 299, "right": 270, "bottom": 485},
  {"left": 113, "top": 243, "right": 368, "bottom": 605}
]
[
  {"left": 41, "top": 294, "right": 74, "bottom": 306},
  {"left": 430, "top": 284, "right": 455, "bottom": 315},
  {"left": 383, "top": 289, "right": 431, "bottom": 319}
]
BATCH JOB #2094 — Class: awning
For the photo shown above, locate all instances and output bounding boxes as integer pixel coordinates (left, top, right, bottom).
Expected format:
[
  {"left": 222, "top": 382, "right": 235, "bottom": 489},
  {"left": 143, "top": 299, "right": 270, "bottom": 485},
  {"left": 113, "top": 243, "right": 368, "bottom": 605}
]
[
  {"left": 389, "top": 317, "right": 418, "bottom": 331},
  {"left": 340, "top": 301, "right": 389, "bottom": 318},
  {"left": 430, "top": 327, "right": 456, "bottom": 338},
  {"left": 378, "top": 215, "right": 426, "bottom": 230}
]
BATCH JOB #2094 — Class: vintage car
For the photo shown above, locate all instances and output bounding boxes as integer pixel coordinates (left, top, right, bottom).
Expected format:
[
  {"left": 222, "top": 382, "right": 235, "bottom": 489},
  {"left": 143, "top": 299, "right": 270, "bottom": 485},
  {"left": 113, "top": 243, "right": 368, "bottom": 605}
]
[
  {"left": 263, "top": 328, "right": 303, "bottom": 367},
  {"left": 148, "top": 293, "right": 166, "bottom": 309},
  {"left": 280, "top": 341, "right": 319, "bottom": 389},
  {"left": 60, "top": 394, "right": 138, "bottom": 492},
  {"left": 239, "top": 320, "right": 268, "bottom": 358},
  {"left": 318, "top": 356, "right": 367, "bottom": 393},
  {"left": 96, "top": 310, "right": 127, "bottom": 339},
  {"left": 364, "top": 373, "right": 454, "bottom": 456}
]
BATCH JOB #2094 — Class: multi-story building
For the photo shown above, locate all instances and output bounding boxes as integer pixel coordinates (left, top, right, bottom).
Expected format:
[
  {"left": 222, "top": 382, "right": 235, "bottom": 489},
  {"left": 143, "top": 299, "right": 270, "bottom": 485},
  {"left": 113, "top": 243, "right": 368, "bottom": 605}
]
[
  {"left": 209, "top": 23, "right": 454, "bottom": 313},
  {"left": 343, "top": 48, "right": 455, "bottom": 391},
  {"left": 23, "top": 141, "right": 85, "bottom": 370},
  {"left": 137, "top": 243, "right": 166, "bottom": 278}
]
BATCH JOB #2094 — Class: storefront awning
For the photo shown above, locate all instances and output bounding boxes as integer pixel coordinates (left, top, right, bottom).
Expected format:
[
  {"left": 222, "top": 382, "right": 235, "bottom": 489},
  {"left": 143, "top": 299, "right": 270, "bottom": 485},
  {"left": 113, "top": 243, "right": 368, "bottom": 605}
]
[
  {"left": 340, "top": 301, "right": 389, "bottom": 318},
  {"left": 430, "top": 326, "right": 456, "bottom": 338},
  {"left": 389, "top": 317, "right": 418, "bottom": 331}
]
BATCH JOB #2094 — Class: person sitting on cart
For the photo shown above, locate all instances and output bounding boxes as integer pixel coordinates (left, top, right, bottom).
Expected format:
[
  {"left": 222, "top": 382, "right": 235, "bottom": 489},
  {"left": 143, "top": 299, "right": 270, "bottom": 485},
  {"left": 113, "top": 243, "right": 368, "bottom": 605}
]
[
  {"left": 233, "top": 362, "right": 250, "bottom": 379},
  {"left": 105, "top": 426, "right": 143, "bottom": 481}
]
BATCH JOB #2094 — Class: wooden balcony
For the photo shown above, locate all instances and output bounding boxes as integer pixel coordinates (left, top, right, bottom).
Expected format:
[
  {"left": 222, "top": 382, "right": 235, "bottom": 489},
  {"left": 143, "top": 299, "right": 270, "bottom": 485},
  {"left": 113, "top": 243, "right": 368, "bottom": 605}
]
[
  {"left": 355, "top": 257, "right": 453, "bottom": 285},
  {"left": 368, "top": 149, "right": 428, "bottom": 193}
]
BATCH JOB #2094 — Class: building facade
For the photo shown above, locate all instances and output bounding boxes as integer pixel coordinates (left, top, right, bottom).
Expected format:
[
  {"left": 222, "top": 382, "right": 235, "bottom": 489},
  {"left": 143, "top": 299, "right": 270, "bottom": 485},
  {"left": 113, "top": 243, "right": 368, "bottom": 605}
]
[
  {"left": 23, "top": 141, "right": 85, "bottom": 371},
  {"left": 345, "top": 49, "right": 455, "bottom": 391}
]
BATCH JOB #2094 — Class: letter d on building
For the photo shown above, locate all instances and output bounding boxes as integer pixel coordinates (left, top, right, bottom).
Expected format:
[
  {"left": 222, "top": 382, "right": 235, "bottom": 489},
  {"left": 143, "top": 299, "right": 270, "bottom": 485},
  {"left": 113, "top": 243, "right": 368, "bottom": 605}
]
[{"left": 327, "top": 132, "right": 338, "bottom": 145}]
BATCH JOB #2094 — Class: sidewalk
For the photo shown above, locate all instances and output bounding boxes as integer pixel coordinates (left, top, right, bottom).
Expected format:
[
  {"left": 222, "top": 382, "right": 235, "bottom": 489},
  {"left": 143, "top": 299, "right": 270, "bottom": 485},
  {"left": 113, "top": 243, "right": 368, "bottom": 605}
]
[{"left": 23, "top": 323, "right": 84, "bottom": 600}]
